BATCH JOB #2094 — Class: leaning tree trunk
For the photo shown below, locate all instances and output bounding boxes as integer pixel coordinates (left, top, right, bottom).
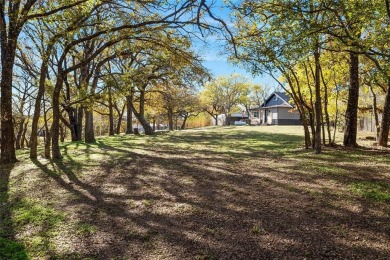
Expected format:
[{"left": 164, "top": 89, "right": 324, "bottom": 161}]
[
  {"left": 181, "top": 114, "right": 188, "bottom": 130},
  {"left": 343, "top": 52, "right": 359, "bottom": 147},
  {"left": 131, "top": 86, "right": 153, "bottom": 135},
  {"left": 378, "top": 79, "right": 390, "bottom": 147},
  {"left": 130, "top": 102, "right": 153, "bottom": 135}
]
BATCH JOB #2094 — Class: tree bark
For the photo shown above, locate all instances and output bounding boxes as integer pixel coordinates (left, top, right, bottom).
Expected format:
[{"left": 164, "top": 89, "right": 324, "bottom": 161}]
[
  {"left": 108, "top": 87, "right": 115, "bottom": 136},
  {"left": 65, "top": 106, "right": 83, "bottom": 141},
  {"left": 85, "top": 110, "right": 96, "bottom": 143},
  {"left": 130, "top": 102, "right": 153, "bottom": 135},
  {"left": 168, "top": 107, "right": 174, "bottom": 131},
  {"left": 126, "top": 91, "right": 134, "bottom": 134},
  {"left": 116, "top": 112, "right": 123, "bottom": 135},
  {"left": 343, "top": 52, "right": 359, "bottom": 147},
  {"left": 30, "top": 59, "right": 49, "bottom": 159},
  {"left": 44, "top": 130, "right": 51, "bottom": 159},
  {"left": 59, "top": 124, "right": 65, "bottom": 143},
  {"left": 314, "top": 47, "right": 322, "bottom": 154},
  {"left": 1, "top": 42, "right": 18, "bottom": 164},
  {"left": 21, "top": 120, "right": 29, "bottom": 148},
  {"left": 369, "top": 85, "right": 380, "bottom": 141},
  {"left": 320, "top": 66, "right": 332, "bottom": 145},
  {"left": 181, "top": 114, "right": 188, "bottom": 130},
  {"left": 15, "top": 117, "right": 26, "bottom": 150},
  {"left": 51, "top": 73, "right": 64, "bottom": 159},
  {"left": 378, "top": 79, "right": 390, "bottom": 146}
]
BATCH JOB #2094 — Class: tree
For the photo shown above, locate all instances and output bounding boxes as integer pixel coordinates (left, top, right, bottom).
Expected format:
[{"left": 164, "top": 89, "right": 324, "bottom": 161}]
[
  {"left": 0, "top": 0, "right": 89, "bottom": 164},
  {"left": 201, "top": 74, "right": 250, "bottom": 125}
]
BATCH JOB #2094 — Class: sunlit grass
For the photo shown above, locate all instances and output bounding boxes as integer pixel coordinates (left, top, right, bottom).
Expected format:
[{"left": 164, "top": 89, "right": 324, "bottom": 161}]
[{"left": 4, "top": 125, "right": 390, "bottom": 258}]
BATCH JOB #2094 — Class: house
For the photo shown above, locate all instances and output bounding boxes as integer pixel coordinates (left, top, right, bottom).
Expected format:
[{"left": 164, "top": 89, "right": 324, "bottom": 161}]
[
  {"left": 249, "top": 92, "right": 301, "bottom": 125},
  {"left": 213, "top": 112, "right": 249, "bottom": 126}
]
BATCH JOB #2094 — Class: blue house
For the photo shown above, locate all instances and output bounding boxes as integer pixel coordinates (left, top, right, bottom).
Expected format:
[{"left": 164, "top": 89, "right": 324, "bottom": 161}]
[{"left": 249, "top": 92, "right": 301, "bottom": 125}]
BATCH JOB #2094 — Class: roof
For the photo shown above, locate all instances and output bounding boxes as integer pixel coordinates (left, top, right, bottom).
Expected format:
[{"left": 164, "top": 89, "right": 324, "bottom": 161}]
[
  {"left": 248, "top": 92, "right": 294, "bottom": 111},
  {"left": 262, "top": 92, "right": 294, "bottom": 109}
]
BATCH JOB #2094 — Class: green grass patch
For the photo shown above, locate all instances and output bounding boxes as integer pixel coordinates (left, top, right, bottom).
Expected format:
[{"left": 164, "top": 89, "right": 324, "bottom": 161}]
[
  {"left": 349, "top": 181, "right": 390, "bottom": 202},
  {"left": 0, "top": 238, "right": 28, "bottom": 260},
  {"left": 12, "top": 199, "right": 65, "bottom": 226},
  {"left": 75, "top": 223, "right": 97, "bottom": 235}
]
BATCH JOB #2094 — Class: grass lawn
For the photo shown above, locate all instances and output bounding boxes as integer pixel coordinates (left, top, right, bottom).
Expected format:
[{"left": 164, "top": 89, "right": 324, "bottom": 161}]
[{"left": 1, "top": 126, "right": 390, "bottom": 259}]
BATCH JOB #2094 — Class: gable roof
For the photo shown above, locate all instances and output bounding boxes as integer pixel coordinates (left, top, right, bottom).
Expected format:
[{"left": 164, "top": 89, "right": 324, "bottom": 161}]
[
  {"left": 248, "top": 92, "right": 294, "bottom": 111},
  {"left": 263, "top": 92, "right": 293, "bottom": 108}
]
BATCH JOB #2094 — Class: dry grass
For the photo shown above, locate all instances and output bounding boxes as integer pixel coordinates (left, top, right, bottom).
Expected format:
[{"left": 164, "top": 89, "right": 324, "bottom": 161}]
[{"left": 1, "top": 126, "right": 390, "bottom": 259}]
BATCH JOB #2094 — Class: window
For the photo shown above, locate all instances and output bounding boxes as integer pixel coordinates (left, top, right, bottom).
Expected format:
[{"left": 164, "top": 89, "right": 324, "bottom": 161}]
[
  {"left": 253, "top": 111, "right": 259, "bottom": 118},
  {"left": 274, "top": 96, "right": 278, "bottom": 102}
]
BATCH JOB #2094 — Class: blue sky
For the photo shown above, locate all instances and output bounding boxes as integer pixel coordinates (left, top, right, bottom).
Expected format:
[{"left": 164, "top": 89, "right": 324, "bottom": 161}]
[{"left": 191, "top": 0, "right": 278, "bottom": 89}]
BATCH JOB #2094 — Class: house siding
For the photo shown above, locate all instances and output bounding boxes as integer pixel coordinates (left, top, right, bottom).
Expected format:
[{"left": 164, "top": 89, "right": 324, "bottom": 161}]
[
  {"left": 248, "top": 92, "right": 301, "bottom": 126},
  {"left": 278, "top": 107, "right": 300, "bottom": 120}
]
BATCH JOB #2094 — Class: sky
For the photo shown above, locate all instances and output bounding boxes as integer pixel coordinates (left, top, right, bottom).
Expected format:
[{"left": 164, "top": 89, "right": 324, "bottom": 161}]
[{"left": 190, "top": 0, "right": 279, "bottom": 89}]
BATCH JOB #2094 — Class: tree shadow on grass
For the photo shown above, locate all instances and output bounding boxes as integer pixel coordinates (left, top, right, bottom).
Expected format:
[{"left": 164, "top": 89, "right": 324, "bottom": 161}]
[
  {"left": 24, "top": 129, "right": 390, "bottom": 259},
  {"left": 0, "top": 163, "right": 28, "bottom": 259}
]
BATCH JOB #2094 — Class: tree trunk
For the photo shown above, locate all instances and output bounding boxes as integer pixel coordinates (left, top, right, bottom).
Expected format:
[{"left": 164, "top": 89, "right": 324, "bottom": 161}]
[
  {"left": 85, "top": 109, "right": 96, "bottom": 143},
  {"left": 321, "top": 112, "right": 326, "bottom": 145},
  {"left": 44, "top": 130, "right": 51, "bottom": 159},
  {"left": 181, "top": 115, "right": 188, "bottom": 130},
  {"left": 108, "top": 87, "right": 115, "bottom": 136},
  {"left": 21, "top": 120, "right": 29, "bottom": 149},
  {"left": 59, "top": 124, "right": 65, "bottom": 143},
  {"left": 51, "top": 73, "right": 63, "bottom": 159},
  {"left": 76, "top": 107, "right": 83, "bottom": 140},
  {"left": 369, "top": 85, "right": 380, "bottom": 140},
  {"left": 168, "top": 107, "right": 174, "bottom": 131},
  {"left": 378, "top": 79, "right": 390, "bottom": 146},
  {"left": 30, "top": 59, "right": 49, "bottom": 159},
  {"left": 332, "top": 80, "right": 340, "bottom": 144},
  {"left": 130, "top": 102, "right": 153, "bottom": 135},
  {"left": 303, "top": 119, "right": 311, "bottom": 149},
  {"left": 66, "top": 106, "right": 83, "bottom": 141},
  {"left": 320, "top": 67, "right": 332, "bottom": 145},
  {"left": 314, "top": 48, "right": 322, "bottom": 154},
  {"left": 126, "top": 92, "right": 134, "bottom": 134},
  {"left": 15, "top": 117, "right": 26, "bottom": 150},
  {"left": 0, "top": 45, "right": 18, "bottom": 164},
  {"left": 343, "top": 52, "right": 359, "bottom": 147},
  {"left": 116, "top": 113, "right": 123, "bottom": 135}
]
